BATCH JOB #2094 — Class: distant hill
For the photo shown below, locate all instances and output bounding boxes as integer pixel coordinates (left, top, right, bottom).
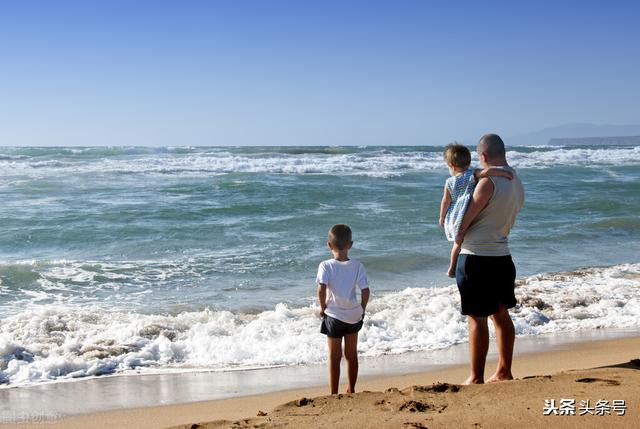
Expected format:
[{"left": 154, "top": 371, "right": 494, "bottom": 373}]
[
  {"left": 509, "top": 123, "right": 640, "bottom": 146},
  {"left": 548, "top": 136, "right": 640, "bottom": 146}
]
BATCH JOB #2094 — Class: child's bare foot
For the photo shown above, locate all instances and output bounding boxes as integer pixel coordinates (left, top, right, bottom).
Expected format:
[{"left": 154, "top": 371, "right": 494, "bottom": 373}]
[
  {"left": 486, "top": 371, "right": 513, "bottom": 383},
  {"left": 346, "top": 387, "right": 355, "bottom": 394},
  {"left": 463, "top": 376, "right": 483, "bottom": 385}
]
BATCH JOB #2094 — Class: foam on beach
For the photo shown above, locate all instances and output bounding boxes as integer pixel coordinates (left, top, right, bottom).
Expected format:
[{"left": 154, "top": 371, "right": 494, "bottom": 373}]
[{"left": 1, "top": 263, "right": 638, "bottom": 387}]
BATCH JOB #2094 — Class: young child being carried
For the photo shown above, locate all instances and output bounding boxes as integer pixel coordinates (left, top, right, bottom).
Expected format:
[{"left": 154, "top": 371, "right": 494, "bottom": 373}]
[
  {"left": 317, "top": 224, "right": 370, "bottom": 394},
  {"left": 439, "top": 143, "right": 513, "bottom": 277}
]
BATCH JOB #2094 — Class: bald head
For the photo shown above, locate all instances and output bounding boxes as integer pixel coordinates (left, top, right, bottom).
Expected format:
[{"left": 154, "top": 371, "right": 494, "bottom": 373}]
[{"left": 477, "top": 133, "right": 507, "bottom": 165}]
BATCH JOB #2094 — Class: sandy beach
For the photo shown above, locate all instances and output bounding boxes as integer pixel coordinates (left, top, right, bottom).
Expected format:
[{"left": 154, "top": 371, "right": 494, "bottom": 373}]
[{"left": 2, "top": 335, "right": 638, "bottom": 429}]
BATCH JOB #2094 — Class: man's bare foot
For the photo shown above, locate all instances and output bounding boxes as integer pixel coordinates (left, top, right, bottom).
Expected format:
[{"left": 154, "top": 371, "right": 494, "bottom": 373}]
[
  {"left": 463, "top": 376, "right": 483, "bottom": 385},
  {"left": 447, "top": 267, "right": 456, "bottom": 278},
  {"left": 486, "top": 372, "right": 513, "bottom": 383}
]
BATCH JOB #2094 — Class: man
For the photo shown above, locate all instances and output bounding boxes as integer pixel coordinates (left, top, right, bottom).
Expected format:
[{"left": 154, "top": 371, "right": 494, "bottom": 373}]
[{"left": 455, "top": 133, "right": 525, "bottom": 384}]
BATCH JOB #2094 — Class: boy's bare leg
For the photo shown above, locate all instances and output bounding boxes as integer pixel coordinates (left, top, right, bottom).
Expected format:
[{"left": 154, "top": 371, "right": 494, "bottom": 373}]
[
  {"left": 343, "top": 333, "right": 358, "bottom": 393},
  {"left": 487, "top": 304, "right": 515, "bottom": 382},
  {"left": 447, "top": 242, "right": 461, "bottom": 277},
  {"left": 327, "top": 337, "right": 342, "bottom": 394},
  {"left": 464, "top": 315, "right": 489, "bottom": 384}
]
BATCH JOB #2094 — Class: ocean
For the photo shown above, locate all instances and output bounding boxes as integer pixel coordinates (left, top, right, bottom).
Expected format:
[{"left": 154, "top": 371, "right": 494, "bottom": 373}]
[{"left": 1, "top": 145, "right": 639, "bottom": 387}]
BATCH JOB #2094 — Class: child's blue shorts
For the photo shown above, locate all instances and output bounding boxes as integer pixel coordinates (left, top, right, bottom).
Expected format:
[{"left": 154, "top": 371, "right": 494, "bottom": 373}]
[{"left": 320, "top": 315, "right": 363, "bottom": 338}]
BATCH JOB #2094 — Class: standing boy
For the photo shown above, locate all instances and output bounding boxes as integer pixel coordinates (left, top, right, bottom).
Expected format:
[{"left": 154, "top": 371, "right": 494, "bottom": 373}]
[{"left": 317, "top": 224, "right": 370, "bottom": 394}]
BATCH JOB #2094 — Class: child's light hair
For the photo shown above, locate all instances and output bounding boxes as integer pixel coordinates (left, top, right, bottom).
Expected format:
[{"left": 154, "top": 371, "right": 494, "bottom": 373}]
[
  {"left": 444, "top": 143, "right": 472, "bottom": 169},
  {"left": 328, "top": 224, "right": 352, "bottom": 250}
]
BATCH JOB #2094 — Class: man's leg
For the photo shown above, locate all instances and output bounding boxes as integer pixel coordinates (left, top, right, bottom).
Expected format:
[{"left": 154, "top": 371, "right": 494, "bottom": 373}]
[
  {"left": 343, "top": 333, "right": 359, "bottom": 393},
  {"left": 465, "top": 315, "right": 489, "bottom": 384},
  {"left": 487, "top": 304, "right": 515, "bottom": 382},
  {"left": 327, "top": 337, "right": 342, "bottom": 394}
]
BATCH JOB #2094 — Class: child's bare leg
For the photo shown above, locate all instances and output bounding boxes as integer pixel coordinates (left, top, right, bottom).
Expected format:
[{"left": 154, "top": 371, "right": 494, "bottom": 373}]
[
  {"left": 447, "top": 242, "right": 461, "bottom": 277},
  {"left": 327, "top": 337, "right": 342, "bottom": 394},
  {"left": 343, "top": 333, "right": 358, "bottom": 393}
]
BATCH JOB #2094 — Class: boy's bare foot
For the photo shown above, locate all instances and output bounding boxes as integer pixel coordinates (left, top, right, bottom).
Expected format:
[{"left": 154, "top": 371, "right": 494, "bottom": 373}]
[
  {"left": 463, "top": 376, "right": 483, "bottom": 385},
  {"left": 447, "top": 267, "right": 456, "bottom": 278},
  {"left": 486, "top": 371, "right": 514, "bottom": 383},
  {"left": 346, "top": 387, "right": 355, "bottom": 394}
]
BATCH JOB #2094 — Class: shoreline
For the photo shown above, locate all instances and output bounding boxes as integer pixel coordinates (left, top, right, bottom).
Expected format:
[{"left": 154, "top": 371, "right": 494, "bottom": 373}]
[
  {"left": 1, "top": 333, "right": 639, "bottom": 428},
  {"left": 2, "top": 262, "right": 638, "bottom": 393}
]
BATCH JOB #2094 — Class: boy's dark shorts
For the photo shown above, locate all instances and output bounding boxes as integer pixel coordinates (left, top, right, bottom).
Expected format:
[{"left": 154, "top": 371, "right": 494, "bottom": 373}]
[
  {"left": 320, "top": 315, "right": 363, "bottom": 338},
  {"left": 456, "top": 254, "right": 517, "bottom": 317}
]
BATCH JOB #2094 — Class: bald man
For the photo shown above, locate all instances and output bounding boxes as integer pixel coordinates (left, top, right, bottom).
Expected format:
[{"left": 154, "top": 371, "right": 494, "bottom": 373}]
[{"left": 455, "top": 133, "right": 525, "bottom": 384}]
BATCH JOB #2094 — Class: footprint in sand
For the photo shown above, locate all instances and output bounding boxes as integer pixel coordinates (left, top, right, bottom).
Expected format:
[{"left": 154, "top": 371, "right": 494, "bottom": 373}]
[
  {"left": 399, "top": 400, "right": 431, "bottom": 412},
  {"left": 574, "top": 377, "right": 620, "bottom": 385},
  {"left": 408, "top": 383, "right": 461, "bottom": 393},
  {"left": 403, "top": 422, "right": 429, "bottom": 428}
]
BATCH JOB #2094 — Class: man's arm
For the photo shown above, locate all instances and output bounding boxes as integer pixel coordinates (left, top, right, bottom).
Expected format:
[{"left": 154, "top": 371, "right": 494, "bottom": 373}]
[
  {"left": 439, "top": 184, "right": 451, "bottom": 226},
  {"left": 474, "top": 167, "right": 513, "bottom": 181},
  {"left": 454, "top": 178, "right": 495, "bottom": 245},
  {"left": 317, "top": 283, "right": 327, "bottom": 316},
  {"left": 360, "top": 288, "right": 370, "bottom": 316}
]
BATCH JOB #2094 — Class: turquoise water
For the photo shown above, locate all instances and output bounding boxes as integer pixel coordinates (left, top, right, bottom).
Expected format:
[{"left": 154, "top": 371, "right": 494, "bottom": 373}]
[
  {"left": 1, "top": 145, "right": 639, "bottom": 386},
  {"left": 2, "top": 145, "right": 639, "bottom": 314}
]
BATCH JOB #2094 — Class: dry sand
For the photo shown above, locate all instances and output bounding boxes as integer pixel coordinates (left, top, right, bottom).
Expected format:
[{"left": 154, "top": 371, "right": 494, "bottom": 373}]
[
  {"left": 172, "top": 361, "right": 639, "bottom": 429},
  {"left": 2, "top": 336, "right": 639, "bottom": 429}
]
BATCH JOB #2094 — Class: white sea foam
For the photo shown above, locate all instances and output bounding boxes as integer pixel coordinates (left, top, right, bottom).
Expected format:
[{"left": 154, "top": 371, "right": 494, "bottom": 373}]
[
  {"left": 0, "top": 259, "right": 205, "bottom": 314},
  {"left": 1, "top": 146, "right": 639, "bottom": 179},
  {"left": 507, "top": 146, "right": 640, "bottom": 169},
  {"left": 1, "top": 263, "right": 638, "bottom": 387}
]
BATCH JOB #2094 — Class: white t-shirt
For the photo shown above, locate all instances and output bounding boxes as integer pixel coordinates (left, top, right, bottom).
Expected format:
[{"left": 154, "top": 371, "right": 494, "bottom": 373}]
[{"left": 316, "top": 258, "right": 369, "bottom": 324}]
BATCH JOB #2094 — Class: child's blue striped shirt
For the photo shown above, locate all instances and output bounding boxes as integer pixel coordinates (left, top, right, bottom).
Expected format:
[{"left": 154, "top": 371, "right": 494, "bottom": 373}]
[{"left": 444, "top": 168, "right": 476, "bottom": 241}]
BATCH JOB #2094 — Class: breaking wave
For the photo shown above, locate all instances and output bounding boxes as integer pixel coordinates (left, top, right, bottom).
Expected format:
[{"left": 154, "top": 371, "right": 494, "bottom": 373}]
[
  {"left": 1, "top": 263, "right": 638, "bottom": 387},
  {"left": 1, "top": 146, "right": 639, "bottom": 179}
]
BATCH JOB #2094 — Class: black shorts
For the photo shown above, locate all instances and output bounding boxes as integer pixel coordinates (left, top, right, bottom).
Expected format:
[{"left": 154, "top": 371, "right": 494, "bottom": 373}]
[
  {"left": 320, "top": 315, "right": 363, "bottom": 338},
  {"left": 455, "top": 254, "right": 517, "bottom": 317}
]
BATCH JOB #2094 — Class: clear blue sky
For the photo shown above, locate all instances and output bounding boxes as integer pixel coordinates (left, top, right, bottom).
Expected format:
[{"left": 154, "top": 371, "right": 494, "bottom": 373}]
[{"left": 1, "top": 0, "right": 639, "bottom": 146}]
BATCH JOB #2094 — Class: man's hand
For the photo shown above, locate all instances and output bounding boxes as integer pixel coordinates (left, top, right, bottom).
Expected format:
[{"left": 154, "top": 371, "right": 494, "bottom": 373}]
[{"left": 478, "top": 167, "right": 513, "bottom": 180}]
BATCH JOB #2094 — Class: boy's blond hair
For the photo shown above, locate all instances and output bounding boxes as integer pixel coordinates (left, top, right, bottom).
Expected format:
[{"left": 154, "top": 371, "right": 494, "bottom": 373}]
[
  {"left": 444, "top": 143, "right": 472, "bottom": 169},
  {"left": 328, "top": 224, "right": 352, "bottom": 250}
]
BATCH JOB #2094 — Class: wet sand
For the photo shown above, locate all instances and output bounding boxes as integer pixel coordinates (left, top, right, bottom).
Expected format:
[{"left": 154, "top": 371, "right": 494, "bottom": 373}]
[{"left": 1, "top": 335, "right": 638, "bottom": 429}]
